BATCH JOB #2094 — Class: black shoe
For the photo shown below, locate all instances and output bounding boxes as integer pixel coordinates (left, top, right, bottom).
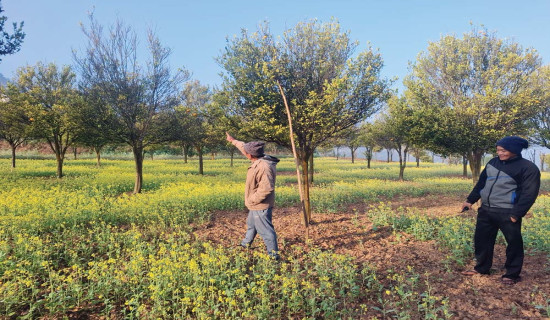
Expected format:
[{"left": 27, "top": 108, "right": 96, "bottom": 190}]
[
  {"left": 237, "top": 243, "right": 251, "bottom": 249},
  {"left": 270, "top": 254, "right": 281, "bottom": 261},
  {"left": 501, "top": 276, "right": 521, "bottom": 285}
]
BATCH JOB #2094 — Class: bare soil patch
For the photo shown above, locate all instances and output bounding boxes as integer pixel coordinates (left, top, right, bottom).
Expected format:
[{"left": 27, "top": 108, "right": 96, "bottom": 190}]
[{"left": 194, "top": 195, "right": 550, "bottom": 320}]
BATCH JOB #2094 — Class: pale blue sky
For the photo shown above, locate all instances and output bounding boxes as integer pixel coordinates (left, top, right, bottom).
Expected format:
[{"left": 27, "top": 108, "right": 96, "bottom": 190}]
[{"left": 2, "top": 0, "right": 550, "bottom": 90}]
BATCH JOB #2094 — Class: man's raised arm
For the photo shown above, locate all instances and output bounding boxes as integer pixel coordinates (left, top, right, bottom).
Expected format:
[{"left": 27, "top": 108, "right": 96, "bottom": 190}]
[{"left": 226, "top": 132, "right": 247, "bottom": 157}]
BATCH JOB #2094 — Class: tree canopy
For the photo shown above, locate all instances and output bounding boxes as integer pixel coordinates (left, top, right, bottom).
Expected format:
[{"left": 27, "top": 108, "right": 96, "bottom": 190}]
[
  {"left": 74, "top": 16, "right": 189, "bottom": 193},
  {"left": 218, "top": 19, "right": 391, "bottom": 223},
  {"left": 14, "top": 62, "right": 84, "bottom": 178},
  {"left": 405, "top": 25, "right": 543, "bottom": 182},
  {"left": 0, "top": 1, "right": 25, "bottom": 62}
]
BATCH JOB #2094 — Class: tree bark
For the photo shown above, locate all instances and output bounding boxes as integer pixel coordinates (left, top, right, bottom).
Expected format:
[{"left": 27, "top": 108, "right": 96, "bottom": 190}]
[
  {"left": 73, "top": 146, "right": 77, "bottom": 160},
  {"left": 10, "top": 144, "right": 16, "bottom": 168},
  {"left": 386, "top": 150, "right": 390, "bottom": 163},
  {"left": 351, "top": 147, "right": 355, "bottom": 163},
  {"left": 196, "top": 146, "right": 204, "bottom": 175},
  {"left": 47, "top": 135, "right": 68, "bottom": 179},
  {"left": 308, "top": 153, "right": 314, "bottom": 184},
  {"left": 398, "top": 145, "right": 409, "bottom": 181},
  {"left": 55, "top": 151, "right": 64, "bottom": 179},
  {"left": 366, "top": 147, "right": 372, "bottom": 169},
  {"left": 468, "top": 150, "right": 484, "bottom": 184},
  {"left": 462, "top": 155, "right": 468, "bottom": 177},
  {"left": 132, "top": 144, "right": 144, "bottom": 194},
  {"left": 277, "top": 80, "right": 308, "bottom": 237},
  {"left": 301, "top": 157, "right": 312, "bottom": 223},
  {"left": 95, "top": 148, "right": 102, "bottom": 167},
  {"left": 230, "top": 152, "right": 234, "bottom": 167},
  {"left": 416, "top": 156, "right": 420, "bottom": 168}
]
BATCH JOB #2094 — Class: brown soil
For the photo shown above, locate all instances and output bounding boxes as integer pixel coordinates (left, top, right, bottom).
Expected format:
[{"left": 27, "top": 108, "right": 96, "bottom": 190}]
[{"left": 194, "top": 195, "right": 550, "bottom": 320}]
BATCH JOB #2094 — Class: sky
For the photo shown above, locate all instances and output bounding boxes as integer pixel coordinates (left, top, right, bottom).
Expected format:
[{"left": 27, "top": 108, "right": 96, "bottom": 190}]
[{"left": 2, "top": 0, "right": 550, "bottom": 91}]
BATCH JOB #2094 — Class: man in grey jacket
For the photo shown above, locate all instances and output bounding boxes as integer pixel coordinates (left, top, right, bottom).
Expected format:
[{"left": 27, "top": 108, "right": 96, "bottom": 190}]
[
  {"left": 461, "top": 136, "right": 540, "bottom": 284},
  {"left": 226, "top": 132, "right": 280, "bottom": 260}
]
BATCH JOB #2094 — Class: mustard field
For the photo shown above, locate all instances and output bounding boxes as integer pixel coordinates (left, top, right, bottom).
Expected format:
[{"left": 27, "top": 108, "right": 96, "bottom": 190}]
[{"left": 0, "top": 157, "right": 548, "bottom": 319}]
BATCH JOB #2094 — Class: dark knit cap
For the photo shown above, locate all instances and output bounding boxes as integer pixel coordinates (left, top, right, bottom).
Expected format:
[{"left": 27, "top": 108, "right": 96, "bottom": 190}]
[
  {"left": 496, "top": 136, "right": 528, "bottom": 155},
  {"left": 244, "top": 141, "right": 265, "bottom": 158}
]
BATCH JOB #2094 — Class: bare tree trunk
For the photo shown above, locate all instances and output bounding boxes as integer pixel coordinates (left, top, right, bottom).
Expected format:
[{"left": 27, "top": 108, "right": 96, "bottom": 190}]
[
  {"left": 462, "top": 155, "right": 468, "bottom": 177},
  {"left": 48, "top": 137, "right": 67, "bottom": 179},
  {"left": 10, "top": 144, "right": 16, "bottom": 168},
  {"left": 196, "top": 146, "right": 204, "bottom": 175},
  {"left": 308, "top": 153, "right": 314, "bottom": 184},
  {"left": 211, "top": 152, "right": 215, "bottom": 160},
  {"left": 468, "top": 150, "right": 484, "bottom": 184},
  {"left": 529, "top": 149, "right": 536, "bottom": 163},
  {"left": 55, "top": 151, "right": 64, "bottom": 179},
  {"left": 398, "top": 147, "right": 408, "bottom": 181},
  {"left": 301, "top": 158, "right": 312, "bottom": 223},
  {"left": 132, "top": 144, "right": 144, "bottom": 194},
  {"left": 335, "top": 146, "right": 339, "bottom": 160},
  {"left": 230, "top": 151, "right": 234, "bottom": 167},
  {"left": 366, "top": 147, "right": 372, "bottom": 169},
  {"left": 73, "top": 146, "right": 77, "bottom": 160},
  {"left": 95, "top": 147, "right": 102, "bottom": 167},
  {"left": 182, "top": 144, "right": 191, "bottom": 163},
  {"left": 351, "top": 147, "right": 355, "bottom": 163},
  {"left": 540, "top": 153, "right": 545, "bottom": 172},
  {"left": 277, "top": 80, "right": 309, "bottom": 237},
  {"left": 416, "top": 156, "right": 420, "bottom": 168}
]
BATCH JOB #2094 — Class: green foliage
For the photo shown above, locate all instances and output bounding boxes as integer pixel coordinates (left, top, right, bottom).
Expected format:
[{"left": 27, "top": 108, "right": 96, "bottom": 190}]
[
  {"left": 74, "top": 15, "right": 189, "bottom": 192},
  {"left": 367, "top": 203, "right": 475, "bottom": 266},
  {"left": 405, "top": 25, "right": 543, "bottom": 181},
  {"left": 218, "top": 19, "right": 390, "bottom": 158},
  {"left": 371, "top": 95, "right": 419, "bottom": 180},
  {"left": 0, "top": 81, "right": 31, "bottom": 166},
  {"left": 0, "top": 1, "right": 25, "bottom": 61},
  {"left": 373, "top": 268, "right": 453, "bottom": 319},
  {"left": 12, "top": 62, "right": 85, "bottom": 177},
  {"left": 529, "top": 65, "right": 550, "bottom": 148},
  {"left": 218, "top": 19, "right": 391, "bottom": 222}
]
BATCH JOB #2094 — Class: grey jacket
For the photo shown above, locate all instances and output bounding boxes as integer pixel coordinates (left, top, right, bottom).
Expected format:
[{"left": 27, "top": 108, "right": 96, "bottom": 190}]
[{"left": 467, "top": 156, "right": 540, "bottom": 218}]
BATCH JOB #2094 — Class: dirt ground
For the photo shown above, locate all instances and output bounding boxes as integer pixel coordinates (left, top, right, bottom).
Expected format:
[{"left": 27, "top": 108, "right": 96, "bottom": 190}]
[{"left": 195, "top": 195, "right": 550, "bottom": 320}]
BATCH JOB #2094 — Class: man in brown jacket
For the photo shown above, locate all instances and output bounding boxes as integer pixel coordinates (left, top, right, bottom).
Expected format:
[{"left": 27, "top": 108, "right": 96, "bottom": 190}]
[{"left": 226, "top": 132, "right": 280, "bottom": 260}]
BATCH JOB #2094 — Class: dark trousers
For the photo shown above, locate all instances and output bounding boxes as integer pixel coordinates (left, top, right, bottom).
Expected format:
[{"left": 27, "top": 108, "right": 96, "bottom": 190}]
[{"left": 474, "top": 206, "right": 524, "bottom": 279}]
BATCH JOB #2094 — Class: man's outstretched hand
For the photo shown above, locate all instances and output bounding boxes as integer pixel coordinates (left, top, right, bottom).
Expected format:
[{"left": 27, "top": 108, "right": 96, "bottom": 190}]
[{"left": 226, "top": 132, "right": 235, "bottom": 142}]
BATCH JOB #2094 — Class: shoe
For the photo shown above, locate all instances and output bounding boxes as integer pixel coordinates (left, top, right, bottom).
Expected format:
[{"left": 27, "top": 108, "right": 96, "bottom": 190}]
[
  {"left": 236, "top": 243, "right": 249, "bottom": 249},
  {"left": 461, "top": 269, "right": 480, "bottom": 276},
  {"left": 501, "top": 277, "right": 521, "bottom": 285}
]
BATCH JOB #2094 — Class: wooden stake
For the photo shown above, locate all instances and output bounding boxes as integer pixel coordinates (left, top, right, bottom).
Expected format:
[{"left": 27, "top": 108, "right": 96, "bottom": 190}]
[{"left": 277, "top": 80, "right": 309, "bottom": 239}]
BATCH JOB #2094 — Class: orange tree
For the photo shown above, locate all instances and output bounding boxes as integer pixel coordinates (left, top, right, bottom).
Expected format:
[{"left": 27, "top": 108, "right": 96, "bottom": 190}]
[
  {"left": 74, "top": 16, "right": 188, "bottom": 193},
  {"left": 218, "top": 19, "right": 390, "bottom": 224},
  {"left": 405, "top": 25, "right": 543, "bottom": 183}
]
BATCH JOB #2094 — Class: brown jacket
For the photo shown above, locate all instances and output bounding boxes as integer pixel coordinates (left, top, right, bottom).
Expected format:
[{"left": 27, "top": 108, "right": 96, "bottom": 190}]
[{"left": 231, "top": 140, "right": 279, "bottom": 210}]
